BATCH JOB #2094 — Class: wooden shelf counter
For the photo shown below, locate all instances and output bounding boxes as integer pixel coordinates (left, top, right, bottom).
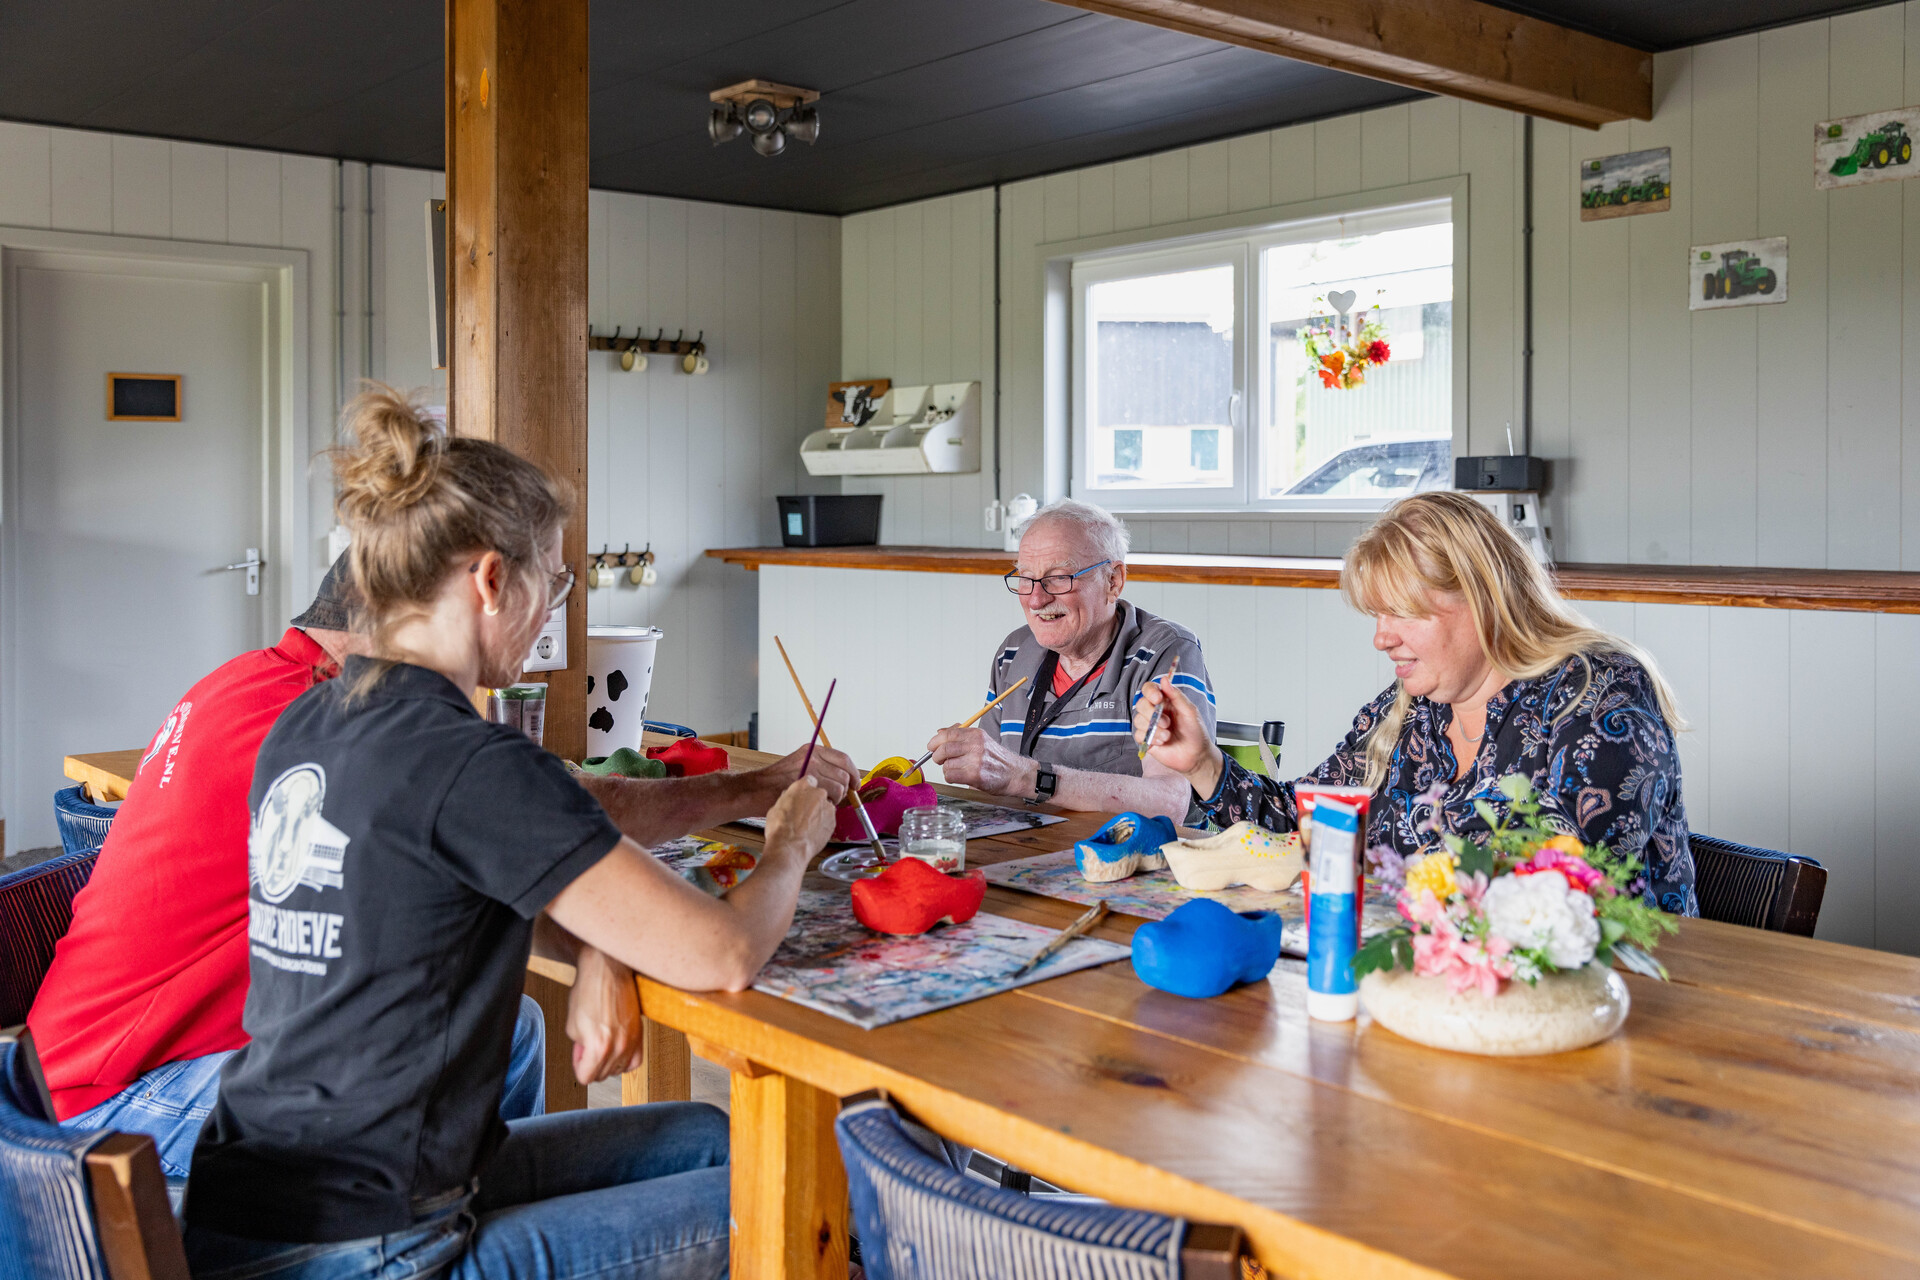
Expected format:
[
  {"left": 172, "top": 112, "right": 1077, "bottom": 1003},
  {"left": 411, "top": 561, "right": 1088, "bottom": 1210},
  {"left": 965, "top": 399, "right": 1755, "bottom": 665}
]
[{"left": 708, "top": 545, "right": 1920, "bottom": 615}]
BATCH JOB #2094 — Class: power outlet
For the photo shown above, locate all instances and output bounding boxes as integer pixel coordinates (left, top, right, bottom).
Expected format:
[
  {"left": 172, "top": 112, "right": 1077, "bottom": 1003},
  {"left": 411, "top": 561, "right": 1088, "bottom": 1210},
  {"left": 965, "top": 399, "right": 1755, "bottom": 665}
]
[{"left": 523, "top": 605, "right": 567, "bottom": 672}]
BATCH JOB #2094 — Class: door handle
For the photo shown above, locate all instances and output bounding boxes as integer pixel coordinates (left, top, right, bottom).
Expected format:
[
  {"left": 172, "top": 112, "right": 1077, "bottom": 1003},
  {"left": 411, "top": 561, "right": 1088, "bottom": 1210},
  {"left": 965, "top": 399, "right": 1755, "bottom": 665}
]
[{"left": 220, "top": 548, "right": 261, "bottom": 596}]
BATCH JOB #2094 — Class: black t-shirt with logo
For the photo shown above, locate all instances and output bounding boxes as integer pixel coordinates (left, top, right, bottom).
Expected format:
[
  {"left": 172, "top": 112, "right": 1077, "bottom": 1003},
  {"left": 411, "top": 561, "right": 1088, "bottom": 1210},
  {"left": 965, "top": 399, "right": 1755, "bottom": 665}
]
[{"left": 185, "top": 659, "right": 622, "bottom": 1243}]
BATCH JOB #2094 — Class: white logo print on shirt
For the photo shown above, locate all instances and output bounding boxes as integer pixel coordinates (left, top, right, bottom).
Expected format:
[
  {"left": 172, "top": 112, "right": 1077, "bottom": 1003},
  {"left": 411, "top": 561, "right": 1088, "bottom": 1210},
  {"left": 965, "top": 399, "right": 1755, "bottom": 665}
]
[{"left": 250, "top": 763, "right": 350, "bottom": 904}]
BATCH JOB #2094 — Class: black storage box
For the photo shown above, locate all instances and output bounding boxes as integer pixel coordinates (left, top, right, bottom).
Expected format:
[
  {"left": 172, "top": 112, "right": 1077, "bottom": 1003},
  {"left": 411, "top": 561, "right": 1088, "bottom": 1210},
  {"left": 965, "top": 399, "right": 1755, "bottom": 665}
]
[
  {"left": 777, "top": 494, "right": 883, "bottom": 547},
  {"left": 1454, "top": 454, "right": 1547, "bottom": 492}
]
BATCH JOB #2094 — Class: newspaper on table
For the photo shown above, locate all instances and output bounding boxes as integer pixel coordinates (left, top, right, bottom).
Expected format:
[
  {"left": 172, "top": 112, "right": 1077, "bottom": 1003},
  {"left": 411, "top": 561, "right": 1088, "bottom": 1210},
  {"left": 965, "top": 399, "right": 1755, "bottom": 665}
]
[
  {"left": 751, "top": 889, "right": 1127, "bottom": 1030},
  {"left": 649, "top": 838, "right": 1127, "bottom": 1029},
  {"left": 979, "top": 848, "right": 1400, "bottom": 957}
]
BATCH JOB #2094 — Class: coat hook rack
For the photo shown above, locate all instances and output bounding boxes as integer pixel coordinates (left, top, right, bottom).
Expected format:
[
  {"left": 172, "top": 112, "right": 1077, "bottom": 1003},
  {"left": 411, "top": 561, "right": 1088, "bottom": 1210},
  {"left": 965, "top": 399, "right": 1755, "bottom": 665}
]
[{"left": 586, "top": 324, "right": 710, "bottom": 373}]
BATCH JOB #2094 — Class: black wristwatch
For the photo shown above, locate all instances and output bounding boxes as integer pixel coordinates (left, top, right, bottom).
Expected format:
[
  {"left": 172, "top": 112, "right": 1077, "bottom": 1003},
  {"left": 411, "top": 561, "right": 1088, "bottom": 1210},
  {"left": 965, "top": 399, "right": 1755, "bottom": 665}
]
[{"left": 1029, "top": 767, "right": 1058, "bottom": 804}]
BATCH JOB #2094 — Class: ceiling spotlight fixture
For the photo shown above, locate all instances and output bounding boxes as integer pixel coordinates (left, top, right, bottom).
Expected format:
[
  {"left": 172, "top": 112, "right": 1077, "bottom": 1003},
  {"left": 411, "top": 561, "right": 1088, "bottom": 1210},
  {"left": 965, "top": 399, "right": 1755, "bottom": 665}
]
[{"left": 708, "top": 79, "right": 820, "bottom": 158}]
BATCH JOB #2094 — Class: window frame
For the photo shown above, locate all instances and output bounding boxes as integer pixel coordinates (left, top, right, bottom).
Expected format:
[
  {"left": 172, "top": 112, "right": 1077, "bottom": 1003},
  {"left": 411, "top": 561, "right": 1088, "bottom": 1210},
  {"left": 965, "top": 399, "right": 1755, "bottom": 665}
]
[
  {"left": 1051, "top": 178, "right": 1470, "bottom": 516},
  {"left": 1070, "top": 241, "right": 1248, "bottom": 509}
]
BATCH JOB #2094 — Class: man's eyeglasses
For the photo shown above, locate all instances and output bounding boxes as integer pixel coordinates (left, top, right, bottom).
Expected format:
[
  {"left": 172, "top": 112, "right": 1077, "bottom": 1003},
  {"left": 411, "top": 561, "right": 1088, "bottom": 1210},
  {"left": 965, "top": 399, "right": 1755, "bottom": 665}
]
[{"left": 1003, "top": 559, "right": 1111, "bottom": 597}]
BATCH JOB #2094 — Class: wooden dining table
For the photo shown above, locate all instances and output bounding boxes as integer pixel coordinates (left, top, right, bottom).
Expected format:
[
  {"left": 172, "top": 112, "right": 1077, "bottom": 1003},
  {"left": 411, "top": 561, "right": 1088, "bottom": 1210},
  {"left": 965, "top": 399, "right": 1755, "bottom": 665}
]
[{"left": 65, "top": 741, "right": 1920, "bottom": 1279}]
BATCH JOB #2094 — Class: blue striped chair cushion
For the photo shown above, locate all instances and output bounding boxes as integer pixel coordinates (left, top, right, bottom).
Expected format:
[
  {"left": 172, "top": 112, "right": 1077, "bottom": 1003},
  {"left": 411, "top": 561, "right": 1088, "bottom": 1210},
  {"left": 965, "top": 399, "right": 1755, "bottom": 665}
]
[
  {"left": 836, "top": 1097, "right": 1181, "bottom": 1280},
  {"left": 0, "top": 1043, "right": 109, "bottom": 1280},
  {"left": 0, "top": 848, "right": 98, "bottom": 1027}
]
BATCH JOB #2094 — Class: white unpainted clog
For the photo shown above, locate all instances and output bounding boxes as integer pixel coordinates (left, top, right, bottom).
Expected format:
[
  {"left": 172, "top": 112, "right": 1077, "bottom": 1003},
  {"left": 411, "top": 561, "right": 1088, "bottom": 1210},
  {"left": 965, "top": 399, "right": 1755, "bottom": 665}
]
[{"left": 1160, "top": 822, "right": 1305, "bottom": 892}]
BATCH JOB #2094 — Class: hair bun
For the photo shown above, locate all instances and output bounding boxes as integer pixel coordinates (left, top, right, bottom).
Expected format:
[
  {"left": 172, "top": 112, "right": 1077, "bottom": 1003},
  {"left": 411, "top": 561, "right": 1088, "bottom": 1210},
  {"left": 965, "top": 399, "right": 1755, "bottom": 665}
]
[{"left": 332, "top": 383, "right": 446, "bottom": 522}]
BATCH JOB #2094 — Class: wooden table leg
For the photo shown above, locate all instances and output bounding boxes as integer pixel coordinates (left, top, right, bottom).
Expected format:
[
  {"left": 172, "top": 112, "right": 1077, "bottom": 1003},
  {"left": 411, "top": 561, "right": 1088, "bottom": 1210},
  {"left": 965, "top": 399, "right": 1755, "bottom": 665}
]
[
  {"left": 621, "top": 1018, "right": 692, "bottom": 1105},
  {"left": 522, "top": 968, "right": 588, "bottom": 1113},
  {"left": 728, "top": 1065, "right": 849, "bottom": 1280}
]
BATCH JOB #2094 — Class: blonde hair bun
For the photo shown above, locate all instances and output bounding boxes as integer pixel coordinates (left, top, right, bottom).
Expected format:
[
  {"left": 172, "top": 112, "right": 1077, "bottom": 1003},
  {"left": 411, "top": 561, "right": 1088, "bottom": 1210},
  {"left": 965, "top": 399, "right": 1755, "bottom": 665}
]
[
  {"left": 332, "top": 384, "right": 447, "bottom": 521},
  {"left": 326, "top": 382, "right": 571, "bottom": 659}
]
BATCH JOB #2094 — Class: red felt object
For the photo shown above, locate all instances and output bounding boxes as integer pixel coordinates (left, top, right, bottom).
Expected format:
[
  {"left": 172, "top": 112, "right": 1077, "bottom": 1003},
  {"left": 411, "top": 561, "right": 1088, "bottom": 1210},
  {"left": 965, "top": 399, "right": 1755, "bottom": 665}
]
[
  {"left": 645, "top": 738, "right": 730, "bottom": 778},
  {"left": 832, "top": 777, "right": 937, "bottom": 842},
  {"left": 850, "top": 859, "right": 986, "bottom": 936}
]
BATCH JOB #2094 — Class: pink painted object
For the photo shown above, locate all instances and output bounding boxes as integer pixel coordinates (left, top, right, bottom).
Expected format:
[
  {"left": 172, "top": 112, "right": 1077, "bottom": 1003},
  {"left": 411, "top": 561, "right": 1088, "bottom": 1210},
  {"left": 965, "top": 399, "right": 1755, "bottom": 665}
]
[{"left": 832, "top": 777, "right": 937, "bottom": 842}]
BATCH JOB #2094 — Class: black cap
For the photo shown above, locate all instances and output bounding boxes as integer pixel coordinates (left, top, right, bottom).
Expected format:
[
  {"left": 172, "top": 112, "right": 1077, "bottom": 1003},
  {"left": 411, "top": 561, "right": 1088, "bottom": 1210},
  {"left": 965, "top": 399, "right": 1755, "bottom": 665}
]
[{"left": 291, "top": 556, "right": 357, "bottom": 632}]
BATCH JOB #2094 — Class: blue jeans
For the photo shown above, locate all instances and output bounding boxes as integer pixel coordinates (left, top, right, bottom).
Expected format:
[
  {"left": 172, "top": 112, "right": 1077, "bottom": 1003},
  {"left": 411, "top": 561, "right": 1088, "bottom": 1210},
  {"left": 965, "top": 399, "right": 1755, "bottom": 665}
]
[
  {"left": 68, "top": 994, "right": 547, "bottom": 1179},
  {"left": 182, "top": 1102, "right": 731, "bottom": 1280}
]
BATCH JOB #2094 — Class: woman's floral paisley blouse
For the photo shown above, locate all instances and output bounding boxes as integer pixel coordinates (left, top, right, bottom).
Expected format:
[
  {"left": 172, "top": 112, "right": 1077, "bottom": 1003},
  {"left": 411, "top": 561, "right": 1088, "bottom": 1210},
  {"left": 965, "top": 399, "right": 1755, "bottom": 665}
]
[{"left": 1197, "top": 650, "right": 1697, "bottom": 914}]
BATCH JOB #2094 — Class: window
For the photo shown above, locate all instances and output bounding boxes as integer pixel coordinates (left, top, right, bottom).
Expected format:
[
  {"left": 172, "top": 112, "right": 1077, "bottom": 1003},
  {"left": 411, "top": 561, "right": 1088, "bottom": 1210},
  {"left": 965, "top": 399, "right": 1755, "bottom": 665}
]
[{"left": 1069, "top": 196, "right": 1456, "bottom": 511}]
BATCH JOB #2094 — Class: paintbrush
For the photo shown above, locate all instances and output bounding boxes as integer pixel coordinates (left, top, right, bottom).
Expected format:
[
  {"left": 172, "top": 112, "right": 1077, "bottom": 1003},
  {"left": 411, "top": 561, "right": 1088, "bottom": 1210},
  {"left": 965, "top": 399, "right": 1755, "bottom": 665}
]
[
  {"left": 1012, "top": 901, "right": 1109, "bottom": 979},
  {"left": 800, "top": 679, "right": 836, "bottom": 779},
  {"left": 905, "top": 676, "right": 1031, "bottom": 776},
  {"left": 775, "top": 636, "right": 887, "bottom": 865},
  {"left": 1134, "top": 656, "right": 1180, "bottom": 761}
]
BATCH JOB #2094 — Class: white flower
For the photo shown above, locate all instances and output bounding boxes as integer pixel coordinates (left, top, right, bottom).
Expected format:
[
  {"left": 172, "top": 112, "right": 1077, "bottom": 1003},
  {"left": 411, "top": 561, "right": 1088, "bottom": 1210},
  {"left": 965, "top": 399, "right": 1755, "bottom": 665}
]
[{"left": 1481, "top": 869, "right": 1599, "bottom": 970}]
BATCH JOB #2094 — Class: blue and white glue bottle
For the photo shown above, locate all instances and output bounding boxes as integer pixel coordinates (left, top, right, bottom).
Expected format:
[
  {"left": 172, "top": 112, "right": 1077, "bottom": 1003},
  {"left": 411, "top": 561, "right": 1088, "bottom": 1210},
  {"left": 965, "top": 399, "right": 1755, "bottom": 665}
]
[{"left": 1307, "top": 796, "right": 1361, "bottom": 1021}]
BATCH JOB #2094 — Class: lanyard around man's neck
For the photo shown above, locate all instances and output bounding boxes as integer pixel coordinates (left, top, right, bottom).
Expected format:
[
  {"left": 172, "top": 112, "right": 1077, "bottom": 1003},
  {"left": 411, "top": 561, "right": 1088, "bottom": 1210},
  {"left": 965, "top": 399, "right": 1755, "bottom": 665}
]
[{"left": 1018, "top": 611, "right": 1125, "bottom": 758}]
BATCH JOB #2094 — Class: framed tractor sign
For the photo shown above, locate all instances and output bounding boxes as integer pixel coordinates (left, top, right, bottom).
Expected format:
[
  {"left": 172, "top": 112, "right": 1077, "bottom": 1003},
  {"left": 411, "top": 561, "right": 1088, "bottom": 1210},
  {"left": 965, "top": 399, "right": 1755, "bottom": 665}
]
[
  {"left": 1578, "top": 147, "right": 1672, "bottom": 221},
  {"left": 1816, "top": 107, "right": 1920, "bottom": 190},
  {"left": 1690, "top": 238, "right": 1788, "bottom": 312}
]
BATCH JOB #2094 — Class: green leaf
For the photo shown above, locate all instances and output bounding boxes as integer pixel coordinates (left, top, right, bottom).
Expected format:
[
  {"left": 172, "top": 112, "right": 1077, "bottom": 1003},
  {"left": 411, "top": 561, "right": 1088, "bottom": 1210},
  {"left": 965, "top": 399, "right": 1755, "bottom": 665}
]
[
  {"left": 1456, "top": 841, "right": 1495, "bottom": 879},
  {"left": 1353, "top": 931, "right": 1407, "bottom": 979},
  {"left": 1473, "top": 799, "right": 1502, "bottom": 829},
  {"left": 1498, "top": 773, "right": 1534, "bottom": 801},
  {"left": 1393, "top": 935, "right": 1416, "bottom": 971},
  {"left": 1599, "top": 916, "right": 1627, "bottom": 946},
  {"left": 1613, "top": 943, "right": 1669, "bottom": 981}
]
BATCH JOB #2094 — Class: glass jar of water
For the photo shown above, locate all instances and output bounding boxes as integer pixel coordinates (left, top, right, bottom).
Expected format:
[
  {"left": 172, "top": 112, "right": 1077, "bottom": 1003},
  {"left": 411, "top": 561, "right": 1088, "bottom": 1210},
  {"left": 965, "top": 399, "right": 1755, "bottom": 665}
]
[{"left": 897, "top": 805, "right": 965, "bottom": 872}]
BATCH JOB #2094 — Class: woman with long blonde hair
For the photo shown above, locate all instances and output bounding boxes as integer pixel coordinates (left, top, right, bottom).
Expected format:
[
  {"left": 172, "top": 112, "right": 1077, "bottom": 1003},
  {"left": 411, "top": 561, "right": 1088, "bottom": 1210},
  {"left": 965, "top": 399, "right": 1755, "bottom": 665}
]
[{"left": 1133, "top": 491, "right": 1696, "bottom": 913}]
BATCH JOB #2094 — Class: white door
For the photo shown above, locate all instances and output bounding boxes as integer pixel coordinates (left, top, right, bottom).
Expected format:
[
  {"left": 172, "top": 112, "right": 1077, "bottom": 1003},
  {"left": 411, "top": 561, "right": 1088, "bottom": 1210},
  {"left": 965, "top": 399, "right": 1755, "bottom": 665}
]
[{"left": 3, "top": 255, "right": 269, "bottom": 852}]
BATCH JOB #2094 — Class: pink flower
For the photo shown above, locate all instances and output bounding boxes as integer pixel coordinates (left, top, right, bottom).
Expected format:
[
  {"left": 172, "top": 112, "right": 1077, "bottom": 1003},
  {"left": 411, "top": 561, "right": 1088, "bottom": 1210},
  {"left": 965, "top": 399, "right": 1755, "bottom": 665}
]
[
  {"left": 1515, "top": 848, "right": 1606, "bottom": 894},
  {"left": 1402, "top": 888, "right": 1515, "bottom": 996}
]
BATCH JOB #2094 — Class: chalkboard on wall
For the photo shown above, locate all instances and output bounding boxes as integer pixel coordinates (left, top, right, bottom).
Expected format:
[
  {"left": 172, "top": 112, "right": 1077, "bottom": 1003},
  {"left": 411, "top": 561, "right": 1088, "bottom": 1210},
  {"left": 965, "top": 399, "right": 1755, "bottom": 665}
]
[{"left": 106, "top": 373, "right": 182, "bottom": 421}]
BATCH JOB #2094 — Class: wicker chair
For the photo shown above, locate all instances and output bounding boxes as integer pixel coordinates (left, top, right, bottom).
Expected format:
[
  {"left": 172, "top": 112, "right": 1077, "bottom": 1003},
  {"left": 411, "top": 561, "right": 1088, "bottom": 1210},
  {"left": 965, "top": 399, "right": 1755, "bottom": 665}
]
[
  {"left": 52, "top": 786, "right": 116, "bottom": 859},
  {"left": 836, "top": 1091, "right": 1250, "bottom": 1280},
  {"left": 0, "top": 1030, "right": 188, "bottom": 1280},
  {"left": 1689, "top": 833, "right": 1826, "bottom": 937},
  {"left": 0, "top": 848, "right": 99, "bottom": 1027}
]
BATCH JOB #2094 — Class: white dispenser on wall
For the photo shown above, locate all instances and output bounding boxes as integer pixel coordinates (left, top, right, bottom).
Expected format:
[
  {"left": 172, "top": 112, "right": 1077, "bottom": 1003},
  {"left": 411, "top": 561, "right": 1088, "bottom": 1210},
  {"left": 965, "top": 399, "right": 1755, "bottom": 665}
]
[{"left": 800, "top": 381, "right": 980, "bottom": 476}]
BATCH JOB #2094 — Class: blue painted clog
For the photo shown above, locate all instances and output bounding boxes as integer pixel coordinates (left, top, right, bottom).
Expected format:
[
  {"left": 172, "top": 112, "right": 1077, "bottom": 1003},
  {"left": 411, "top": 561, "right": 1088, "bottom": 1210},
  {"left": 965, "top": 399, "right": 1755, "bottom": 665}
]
[
  {"left": 1074, "top": 812, "right": 1178, "bottom": 883},
  {"left": 1131, "top": 898, "right": 1284, "bottom": 999}
]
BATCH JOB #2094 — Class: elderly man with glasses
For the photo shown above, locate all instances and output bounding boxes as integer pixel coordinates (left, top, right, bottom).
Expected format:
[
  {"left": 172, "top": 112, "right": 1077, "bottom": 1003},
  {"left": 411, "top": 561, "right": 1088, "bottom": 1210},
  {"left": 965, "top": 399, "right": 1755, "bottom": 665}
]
[{"left": 924, "top": 499, "right": 1215, "bottom": 821}]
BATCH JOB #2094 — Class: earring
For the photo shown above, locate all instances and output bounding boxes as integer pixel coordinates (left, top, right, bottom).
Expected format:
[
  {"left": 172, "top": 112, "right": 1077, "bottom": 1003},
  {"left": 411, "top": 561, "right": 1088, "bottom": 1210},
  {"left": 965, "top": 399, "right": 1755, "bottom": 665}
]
[{"left": 484, "top": 602, "right": 500, "bottom": 617}]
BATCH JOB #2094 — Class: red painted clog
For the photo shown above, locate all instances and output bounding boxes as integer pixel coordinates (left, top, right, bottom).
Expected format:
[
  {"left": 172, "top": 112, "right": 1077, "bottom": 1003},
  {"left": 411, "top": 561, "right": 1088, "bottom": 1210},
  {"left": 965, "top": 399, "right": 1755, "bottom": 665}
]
[
  {"left": 645, "top": 737, "right": 731, "bottom": 778},
  {"left": 850, "top": 858, "right": 986, "bottom": 936}
]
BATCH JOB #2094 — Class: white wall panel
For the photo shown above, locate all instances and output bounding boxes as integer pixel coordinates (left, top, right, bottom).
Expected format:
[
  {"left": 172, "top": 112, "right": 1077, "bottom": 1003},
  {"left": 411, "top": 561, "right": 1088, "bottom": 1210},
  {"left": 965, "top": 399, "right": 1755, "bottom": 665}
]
[
  {"left": 49, "top": 128, "right": 111, "bottom": 233},
  {"left": 110, "top": 135, "right": 171, "bottom": 237},
  {"left": 0, "top": 122, "right": 51, "bottom": 227}
]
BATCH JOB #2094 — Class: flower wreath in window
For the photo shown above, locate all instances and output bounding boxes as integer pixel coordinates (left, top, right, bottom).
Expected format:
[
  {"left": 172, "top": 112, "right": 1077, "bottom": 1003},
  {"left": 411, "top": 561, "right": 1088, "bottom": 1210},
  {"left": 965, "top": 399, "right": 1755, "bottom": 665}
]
[{"left": 1301, "top": 291, "right": 1391, "bottom": 390}]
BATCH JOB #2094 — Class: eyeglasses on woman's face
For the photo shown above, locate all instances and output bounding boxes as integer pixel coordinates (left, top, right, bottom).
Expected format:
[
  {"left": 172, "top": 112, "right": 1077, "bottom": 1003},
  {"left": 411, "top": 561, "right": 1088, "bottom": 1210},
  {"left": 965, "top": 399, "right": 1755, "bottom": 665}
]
[
  {"left": 1003, "top": 559, "right": 1111, "bottom": 597},
  {"left": 544, "top": 565, "right": 575, "bottom": 611}
]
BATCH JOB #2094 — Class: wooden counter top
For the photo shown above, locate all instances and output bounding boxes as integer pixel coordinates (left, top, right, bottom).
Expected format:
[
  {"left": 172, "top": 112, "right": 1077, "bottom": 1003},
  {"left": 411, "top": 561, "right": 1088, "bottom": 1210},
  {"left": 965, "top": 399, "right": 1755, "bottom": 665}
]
[{"left": 706, "top": 545, "right": 1920, "bottom": 614}]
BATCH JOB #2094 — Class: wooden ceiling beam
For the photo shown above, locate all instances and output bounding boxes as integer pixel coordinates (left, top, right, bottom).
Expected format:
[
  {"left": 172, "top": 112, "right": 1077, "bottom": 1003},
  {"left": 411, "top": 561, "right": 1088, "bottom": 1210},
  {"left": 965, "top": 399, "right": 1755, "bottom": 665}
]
[{"left": 1049, "top": 0, "right": 1651, "bottom": 128}]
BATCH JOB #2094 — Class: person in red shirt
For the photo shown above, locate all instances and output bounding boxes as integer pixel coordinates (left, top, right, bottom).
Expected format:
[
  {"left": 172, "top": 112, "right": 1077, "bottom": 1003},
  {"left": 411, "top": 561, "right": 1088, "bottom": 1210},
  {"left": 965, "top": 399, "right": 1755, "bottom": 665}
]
[{"left": 28, "top": 562, "right": 855, "bottom": 1178}]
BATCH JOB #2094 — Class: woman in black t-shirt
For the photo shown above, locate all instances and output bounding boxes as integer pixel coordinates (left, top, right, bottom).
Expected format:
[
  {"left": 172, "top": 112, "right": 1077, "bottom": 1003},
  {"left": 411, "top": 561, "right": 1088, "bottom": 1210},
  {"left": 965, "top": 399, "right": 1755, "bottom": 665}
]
[{"left": 183, "top": 385, "right": 833, "bottom": 1279}]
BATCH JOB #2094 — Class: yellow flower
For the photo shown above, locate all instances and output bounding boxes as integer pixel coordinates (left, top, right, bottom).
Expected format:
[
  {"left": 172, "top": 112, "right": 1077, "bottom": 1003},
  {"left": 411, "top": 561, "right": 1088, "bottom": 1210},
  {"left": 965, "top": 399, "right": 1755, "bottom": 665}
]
[
  {"left": 1404, "top": 850, "right": 1458, "bottom": 900},
  {"left": 1537, "top": 834, "right": 1586, "bottom": 859}
]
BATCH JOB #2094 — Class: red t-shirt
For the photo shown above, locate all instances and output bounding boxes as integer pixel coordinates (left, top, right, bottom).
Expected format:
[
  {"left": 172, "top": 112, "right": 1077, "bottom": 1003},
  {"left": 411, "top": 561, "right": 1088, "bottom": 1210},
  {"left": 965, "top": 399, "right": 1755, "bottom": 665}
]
[
  {"left": 1051, "top": 661, "right": 1106, "bottom": 697},
  {"left": 29, "top": 629, "right": 337, "bottom": 1119}
]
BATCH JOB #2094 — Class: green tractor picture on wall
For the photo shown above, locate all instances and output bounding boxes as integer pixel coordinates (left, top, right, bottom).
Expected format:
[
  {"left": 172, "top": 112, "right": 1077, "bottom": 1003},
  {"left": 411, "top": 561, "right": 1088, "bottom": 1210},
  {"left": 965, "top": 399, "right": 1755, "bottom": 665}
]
[
  {"left": 1829, "top": 120, "right": 1914, "bottom": 177},
  {"left": 1701, "top": 248, "right": 1778, "bottom": 301}
]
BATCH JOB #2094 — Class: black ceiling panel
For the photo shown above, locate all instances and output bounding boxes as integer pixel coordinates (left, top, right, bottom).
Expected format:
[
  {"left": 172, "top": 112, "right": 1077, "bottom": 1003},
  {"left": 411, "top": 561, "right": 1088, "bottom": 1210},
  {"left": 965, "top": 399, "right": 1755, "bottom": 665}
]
[{"left": 0, "top": 0, "right": 1902, "bottom": 215}]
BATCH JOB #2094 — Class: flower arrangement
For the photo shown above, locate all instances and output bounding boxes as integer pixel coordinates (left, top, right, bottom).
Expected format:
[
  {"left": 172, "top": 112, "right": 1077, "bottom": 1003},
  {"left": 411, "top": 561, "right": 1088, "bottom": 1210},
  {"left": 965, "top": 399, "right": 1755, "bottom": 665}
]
[
  {"left": 1354, "top": 775, "right": 1675, "bottom": 996},
  {"left": 1301, "top": 305, "right": 1391, "bottom": 390}
]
